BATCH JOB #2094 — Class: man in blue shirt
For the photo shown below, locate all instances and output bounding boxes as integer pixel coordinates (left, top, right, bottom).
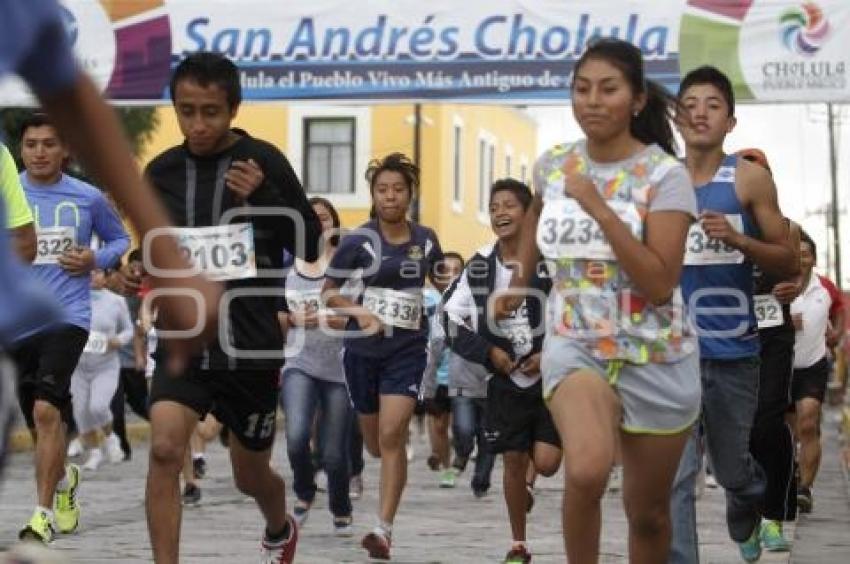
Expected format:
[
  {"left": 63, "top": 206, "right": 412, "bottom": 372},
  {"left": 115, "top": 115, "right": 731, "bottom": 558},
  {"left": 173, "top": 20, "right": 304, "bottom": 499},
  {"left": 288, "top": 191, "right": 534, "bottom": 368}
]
[{"left": 12, "top": 112, "right": 129, "bottom": 543}]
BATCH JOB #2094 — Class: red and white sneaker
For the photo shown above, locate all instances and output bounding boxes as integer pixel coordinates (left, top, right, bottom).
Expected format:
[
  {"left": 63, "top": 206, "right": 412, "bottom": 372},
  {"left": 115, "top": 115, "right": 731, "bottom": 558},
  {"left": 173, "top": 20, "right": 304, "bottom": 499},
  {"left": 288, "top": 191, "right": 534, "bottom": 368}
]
[
  {"left": 260, "top": 515, "right": 298, "bottom": 563},
  {"left": 361, "top": 528, "right": 392, "bottom": 560}
]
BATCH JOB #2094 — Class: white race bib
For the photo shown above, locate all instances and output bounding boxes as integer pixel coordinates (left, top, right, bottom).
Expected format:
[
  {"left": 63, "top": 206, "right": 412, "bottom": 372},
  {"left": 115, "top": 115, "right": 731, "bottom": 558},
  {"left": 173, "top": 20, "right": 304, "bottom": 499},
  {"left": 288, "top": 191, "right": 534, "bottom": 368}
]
[
  {"left": 174, "top": 223, "right": 256, "bottom": 281},
  {"left": 537, "top": 199, "right": 641, "bottom": 260},
  {"left": 363, "top": 287, "right": 422, "bottom": 330},
  {"left": 684, "top": 215, "right": 745, "bottom": 265},
  {"left": 498, "top": 317, "right": 533, "bottom": 358},
  {"left": 83, "top": 331, "right": 109, "bottom": 354},
  {"left": 286, "top": 289, "right": 330, "bottom": 315},
  {"left": 755, "top": 294, "right": 783, "bottom": 329},
  {"left": 34, "top": 227, "right": 75, "bottom": 265}
]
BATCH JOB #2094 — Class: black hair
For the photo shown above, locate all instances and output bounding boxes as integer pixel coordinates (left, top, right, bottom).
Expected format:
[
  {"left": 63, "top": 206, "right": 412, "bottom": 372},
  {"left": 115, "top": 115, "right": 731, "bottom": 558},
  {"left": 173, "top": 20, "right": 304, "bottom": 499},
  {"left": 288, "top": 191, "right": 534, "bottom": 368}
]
[
  {"left": 19, "top": 112, "right": 64, "bottom": 143},
  {"left": 489, "top": 178, "right": 533, "bottom": 210},
  {"left": 170, "top": 52, "right": 242, "bottom": 110},
  {"left": 678, "top": 65, "right": 735, "bottom": 117},
  {"left": 365, "top": 152, "right": 420, "bottom": 197},
  {"left": 442, "top": 251, "right": 465, "bottom": 269},
  {"left": 800, "top": 230, "right": 817, "bottom": 264},
  {"left": 572, "top": 38, "right": 680, "bottom": 156},
  {"left": 126, "top": 248, "right": 143, "bottom": 264},
  {"left": 308, "top": 196, "right": 341, "bottom": 247}
]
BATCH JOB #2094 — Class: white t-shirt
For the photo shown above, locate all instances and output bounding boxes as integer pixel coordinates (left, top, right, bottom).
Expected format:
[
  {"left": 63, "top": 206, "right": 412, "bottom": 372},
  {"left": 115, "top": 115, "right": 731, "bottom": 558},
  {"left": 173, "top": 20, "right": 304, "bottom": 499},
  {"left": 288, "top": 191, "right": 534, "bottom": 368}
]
[{"left": 791, "top": 274, "right": 831, "bottom": 369}]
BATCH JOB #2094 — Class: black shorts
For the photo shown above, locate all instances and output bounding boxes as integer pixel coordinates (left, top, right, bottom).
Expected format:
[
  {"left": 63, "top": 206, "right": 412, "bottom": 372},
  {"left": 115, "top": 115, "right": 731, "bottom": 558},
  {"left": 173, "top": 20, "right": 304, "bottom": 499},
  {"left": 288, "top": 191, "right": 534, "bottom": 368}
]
[
  {"left": 149, "top": 366, "right": 280, "bottom": 451},
  {"left": 423, "top": 385, "right": 451, "bottom": 415},
  {"left": 11, "top": 324, "right": 89, "bottom": 428},
  {"left": 791, "top": 357, "right": 829, "bottom": 404},
  {"left": 484, "top": 376, "right": 560, "bottom": 454}
]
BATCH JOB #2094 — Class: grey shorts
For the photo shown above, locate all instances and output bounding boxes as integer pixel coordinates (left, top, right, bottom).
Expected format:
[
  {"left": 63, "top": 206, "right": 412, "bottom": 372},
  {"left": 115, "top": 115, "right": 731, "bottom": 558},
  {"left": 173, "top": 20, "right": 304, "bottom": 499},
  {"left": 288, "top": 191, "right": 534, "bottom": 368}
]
[{"left": 540, "top": 335, "right": 701, "bottom": 435}]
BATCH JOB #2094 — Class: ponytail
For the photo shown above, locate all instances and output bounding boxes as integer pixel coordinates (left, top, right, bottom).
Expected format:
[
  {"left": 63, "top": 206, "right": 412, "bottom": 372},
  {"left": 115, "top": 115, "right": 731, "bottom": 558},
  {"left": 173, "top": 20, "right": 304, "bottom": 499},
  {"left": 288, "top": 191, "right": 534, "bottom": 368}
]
[{"left": 631, "top": 80, "right": 679, "bottom": 156}]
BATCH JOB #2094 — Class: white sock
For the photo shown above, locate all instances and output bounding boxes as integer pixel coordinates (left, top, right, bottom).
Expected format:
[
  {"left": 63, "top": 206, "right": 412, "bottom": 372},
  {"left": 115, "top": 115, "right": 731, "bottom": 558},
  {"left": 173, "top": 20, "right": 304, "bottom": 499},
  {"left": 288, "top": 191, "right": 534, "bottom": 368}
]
[
  {"left": 36, "top": 505, "right": 54, "bottom": 519},
  {"left": 56, "top": 469, "right": 69, "bottom": 491},
  {"left": 375, "top": 519, "right": 392, "bottom": 538},
  {"left": 192, "top": 453, "right": 205, "bottom": 461}
]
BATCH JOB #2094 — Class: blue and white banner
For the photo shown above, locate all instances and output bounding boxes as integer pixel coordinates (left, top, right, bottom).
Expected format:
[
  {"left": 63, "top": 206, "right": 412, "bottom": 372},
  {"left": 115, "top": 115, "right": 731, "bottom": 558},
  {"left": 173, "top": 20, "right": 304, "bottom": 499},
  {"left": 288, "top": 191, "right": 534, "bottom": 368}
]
[{"left": 1, "top": 0, "right": 848, "bottom": 104}]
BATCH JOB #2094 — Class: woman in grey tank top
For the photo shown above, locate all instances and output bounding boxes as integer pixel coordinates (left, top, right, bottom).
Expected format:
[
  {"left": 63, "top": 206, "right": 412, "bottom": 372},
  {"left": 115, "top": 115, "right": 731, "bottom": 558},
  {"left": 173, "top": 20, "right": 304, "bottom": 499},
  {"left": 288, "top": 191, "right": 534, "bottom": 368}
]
[{"left": 279, "top": 198, "right": 357, "bottom": 535}]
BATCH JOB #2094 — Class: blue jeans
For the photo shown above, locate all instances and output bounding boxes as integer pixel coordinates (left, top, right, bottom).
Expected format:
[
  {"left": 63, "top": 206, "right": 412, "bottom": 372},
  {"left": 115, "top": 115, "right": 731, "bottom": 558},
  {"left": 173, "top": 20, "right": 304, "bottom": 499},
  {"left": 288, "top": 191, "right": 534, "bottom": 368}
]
[
  {"left": 451, "top": 394, "right": 495, "bottom": 492},
  {"left": 280, "top": 369, "right": 353, "bottom": 518},
  {"left": 669, "top": 357, "right": 767, "bottom": 563}
]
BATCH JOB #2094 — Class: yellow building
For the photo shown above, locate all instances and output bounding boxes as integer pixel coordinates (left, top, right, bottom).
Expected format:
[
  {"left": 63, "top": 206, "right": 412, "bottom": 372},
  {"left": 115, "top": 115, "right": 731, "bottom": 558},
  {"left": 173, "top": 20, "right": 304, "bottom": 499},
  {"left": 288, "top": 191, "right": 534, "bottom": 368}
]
[{"left": 141, "top": 103, "right": 537, "bottom": 259}]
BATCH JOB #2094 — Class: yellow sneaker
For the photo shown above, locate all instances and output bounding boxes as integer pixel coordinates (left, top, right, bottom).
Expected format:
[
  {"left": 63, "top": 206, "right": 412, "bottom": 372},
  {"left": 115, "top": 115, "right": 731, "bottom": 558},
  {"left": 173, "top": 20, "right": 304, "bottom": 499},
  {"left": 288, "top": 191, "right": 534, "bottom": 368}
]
[
  {"left": 54, "top": 463, "right": 81, "bottom": 534},
  {"left": 18, "top": 508, "right": 55, "bottom": 544}
]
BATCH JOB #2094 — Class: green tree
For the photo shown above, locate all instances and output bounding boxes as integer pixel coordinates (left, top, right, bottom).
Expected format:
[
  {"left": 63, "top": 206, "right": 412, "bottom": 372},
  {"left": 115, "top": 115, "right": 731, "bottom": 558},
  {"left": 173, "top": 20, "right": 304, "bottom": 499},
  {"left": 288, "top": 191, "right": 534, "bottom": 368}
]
[{"left": 0, "top": 107, "right": 159, "bottom": 171}]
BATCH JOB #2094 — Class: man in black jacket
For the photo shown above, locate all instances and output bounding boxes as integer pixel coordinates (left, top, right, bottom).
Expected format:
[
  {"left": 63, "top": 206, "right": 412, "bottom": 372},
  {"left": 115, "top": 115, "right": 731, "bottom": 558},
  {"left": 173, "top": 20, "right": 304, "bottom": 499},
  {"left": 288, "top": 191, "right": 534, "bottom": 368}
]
[
  {"left": 143, "top": 52, "right": 321, "bottom": 564},
  {"left": 443, "top": 179, "right": 561, "bottom": 564}
]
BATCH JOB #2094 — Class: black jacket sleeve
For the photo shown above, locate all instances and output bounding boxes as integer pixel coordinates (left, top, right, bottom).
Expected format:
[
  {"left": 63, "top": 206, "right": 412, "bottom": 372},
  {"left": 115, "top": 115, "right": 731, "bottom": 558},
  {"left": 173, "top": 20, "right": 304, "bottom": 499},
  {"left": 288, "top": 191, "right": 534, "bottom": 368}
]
[{"left": 248, "top": 144, "right": 322, "bottom": 263}]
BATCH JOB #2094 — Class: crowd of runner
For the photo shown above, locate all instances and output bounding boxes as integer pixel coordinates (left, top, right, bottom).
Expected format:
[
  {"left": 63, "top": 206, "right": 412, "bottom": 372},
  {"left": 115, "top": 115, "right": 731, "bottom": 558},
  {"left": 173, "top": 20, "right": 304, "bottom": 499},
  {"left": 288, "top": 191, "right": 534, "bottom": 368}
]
[{"left": 0, "top": 2, "right": 847, "bottom": 564}]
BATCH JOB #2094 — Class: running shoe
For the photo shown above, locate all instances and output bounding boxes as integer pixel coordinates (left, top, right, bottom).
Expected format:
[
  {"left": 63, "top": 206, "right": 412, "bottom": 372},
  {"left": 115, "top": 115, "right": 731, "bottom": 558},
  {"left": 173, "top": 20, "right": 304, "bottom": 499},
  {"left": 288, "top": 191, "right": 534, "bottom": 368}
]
[
  {"left": 350, "top": 474, "right": 363, "bottom": 500},
  {"left": 181, "top": 483, "right": 202, "bottom": 506},
  {"left": 473, "top": 486, "right": 489, "bottom": 499},
  {"left": 738, "top": 525, "right": 762, "bottom": 563},
  {"left": 333, "top": 515, "right": 353, "bottom": 537},
  {"left": 759, "top": 519, "right": 791, "bottom": 552},
  {"left": 18, "top": 508, "right": 55, "bottom": 545},
  {"left": 193, "top": 456, "right": 207, "bottom": 480},
  {"left": 362, "top": 528, "right": 392, "bottom": 560},
  {"left": 82, "top": 448, "right": 103, "bottom": 471},
  {"left": 54, "top": 463, "right": 81, "bottom": 534},
  {"left": 439, "top": 468, "right": 457, "bottom": 488},
  {"left": 261, "top": 514, "right": 298, "bottom": 564},
  {"left": 504, "top": 543, "right": 532, "bottom": 563},
  {"left": 66, "top": 437, "right": 83, "bottom": 458},
  {"left": 105, "top": 433, "right": 124, "bottom": 464},
  {"left": 293, "top": 499, "right": 311, "bottom": 527},
  {"left": 797, "top": 486, "right": 813, "bottom": 514}
]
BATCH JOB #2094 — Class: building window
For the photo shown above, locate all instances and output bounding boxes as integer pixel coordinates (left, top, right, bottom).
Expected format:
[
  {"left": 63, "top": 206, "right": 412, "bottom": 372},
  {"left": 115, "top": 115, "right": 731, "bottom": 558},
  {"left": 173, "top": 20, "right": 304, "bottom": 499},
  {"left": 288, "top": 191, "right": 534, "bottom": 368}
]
[
  {"left": 488, "top": 144, "right": 495, "bottom": 188},
  {"left": 303, "top": 118, "right": 355, "bottom": 194},
  {"left": 478, "top": 136, "right": 497, "bottom": 215},
  {"left": 453, "top": 124, "right": 462, "bottom": 205}
]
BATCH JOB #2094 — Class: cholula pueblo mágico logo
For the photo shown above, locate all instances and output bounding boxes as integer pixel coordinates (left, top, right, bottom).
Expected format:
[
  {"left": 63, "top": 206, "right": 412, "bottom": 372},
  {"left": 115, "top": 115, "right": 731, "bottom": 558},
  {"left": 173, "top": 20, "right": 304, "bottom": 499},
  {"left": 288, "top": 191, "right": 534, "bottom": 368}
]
[
  {"left": 780, "top": 1, "right": 829, "bottom": 56},
  {"left": 762, "top": 1, "right": 844, "bottom": 91}
]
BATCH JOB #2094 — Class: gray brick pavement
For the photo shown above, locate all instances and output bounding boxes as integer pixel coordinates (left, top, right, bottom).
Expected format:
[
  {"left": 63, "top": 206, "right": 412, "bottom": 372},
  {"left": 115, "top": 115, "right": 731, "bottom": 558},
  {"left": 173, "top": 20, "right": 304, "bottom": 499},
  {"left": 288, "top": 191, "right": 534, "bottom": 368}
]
[{"left": 0, "top": 423, "right": 826, "bottom": 563}]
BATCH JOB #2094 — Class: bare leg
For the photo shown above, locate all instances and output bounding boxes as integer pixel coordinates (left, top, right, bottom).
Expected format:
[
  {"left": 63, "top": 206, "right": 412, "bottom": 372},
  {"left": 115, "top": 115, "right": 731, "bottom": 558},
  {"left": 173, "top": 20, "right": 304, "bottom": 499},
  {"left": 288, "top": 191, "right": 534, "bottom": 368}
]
[
  {"left": 547, "top": 371, "right": 620, "bottom": 563},
  {"left": 229, "top": 437, "right": 287, "bottom": 534},
  {"left": 32, "top": 401, "right": 67, "bottom": 508},
  {"left": 503, "top": 451, "right": 530, "bottom": 542},
  {"left": 795, "top": 398, "right": 822, "bottom": 487},
  {"left": 146, "top": 401, "right": 198, "bottom": 564},
  {"left": 620, "top": 431, "right": 690, "bottom": 564},
  {"left": 377, "top": 395, "right": 416, "bottom": 524},
  {"left": 428, "top": 412, "right": 451, "bottom": 468}
]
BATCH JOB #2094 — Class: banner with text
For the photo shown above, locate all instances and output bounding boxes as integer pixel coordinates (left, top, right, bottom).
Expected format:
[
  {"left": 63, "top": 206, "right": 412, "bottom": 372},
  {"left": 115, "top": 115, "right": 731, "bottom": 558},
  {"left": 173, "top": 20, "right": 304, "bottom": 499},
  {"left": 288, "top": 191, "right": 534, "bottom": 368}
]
[{"left": 1, "top": 0, "right": 847, "bottom": 104}]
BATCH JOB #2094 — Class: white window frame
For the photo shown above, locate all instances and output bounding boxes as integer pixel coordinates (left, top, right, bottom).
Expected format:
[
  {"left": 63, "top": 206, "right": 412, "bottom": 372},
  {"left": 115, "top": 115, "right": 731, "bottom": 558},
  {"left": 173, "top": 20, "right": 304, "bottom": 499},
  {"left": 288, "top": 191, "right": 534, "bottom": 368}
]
[
  {"left": 287, "top": 105, "right": 372, "bottom": 209},
  {"left": 451, "top": 115, "right": 464, "bottom": 214},
  {"left": 477, "top": 130, "right": 497, "bottom": 225}
]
